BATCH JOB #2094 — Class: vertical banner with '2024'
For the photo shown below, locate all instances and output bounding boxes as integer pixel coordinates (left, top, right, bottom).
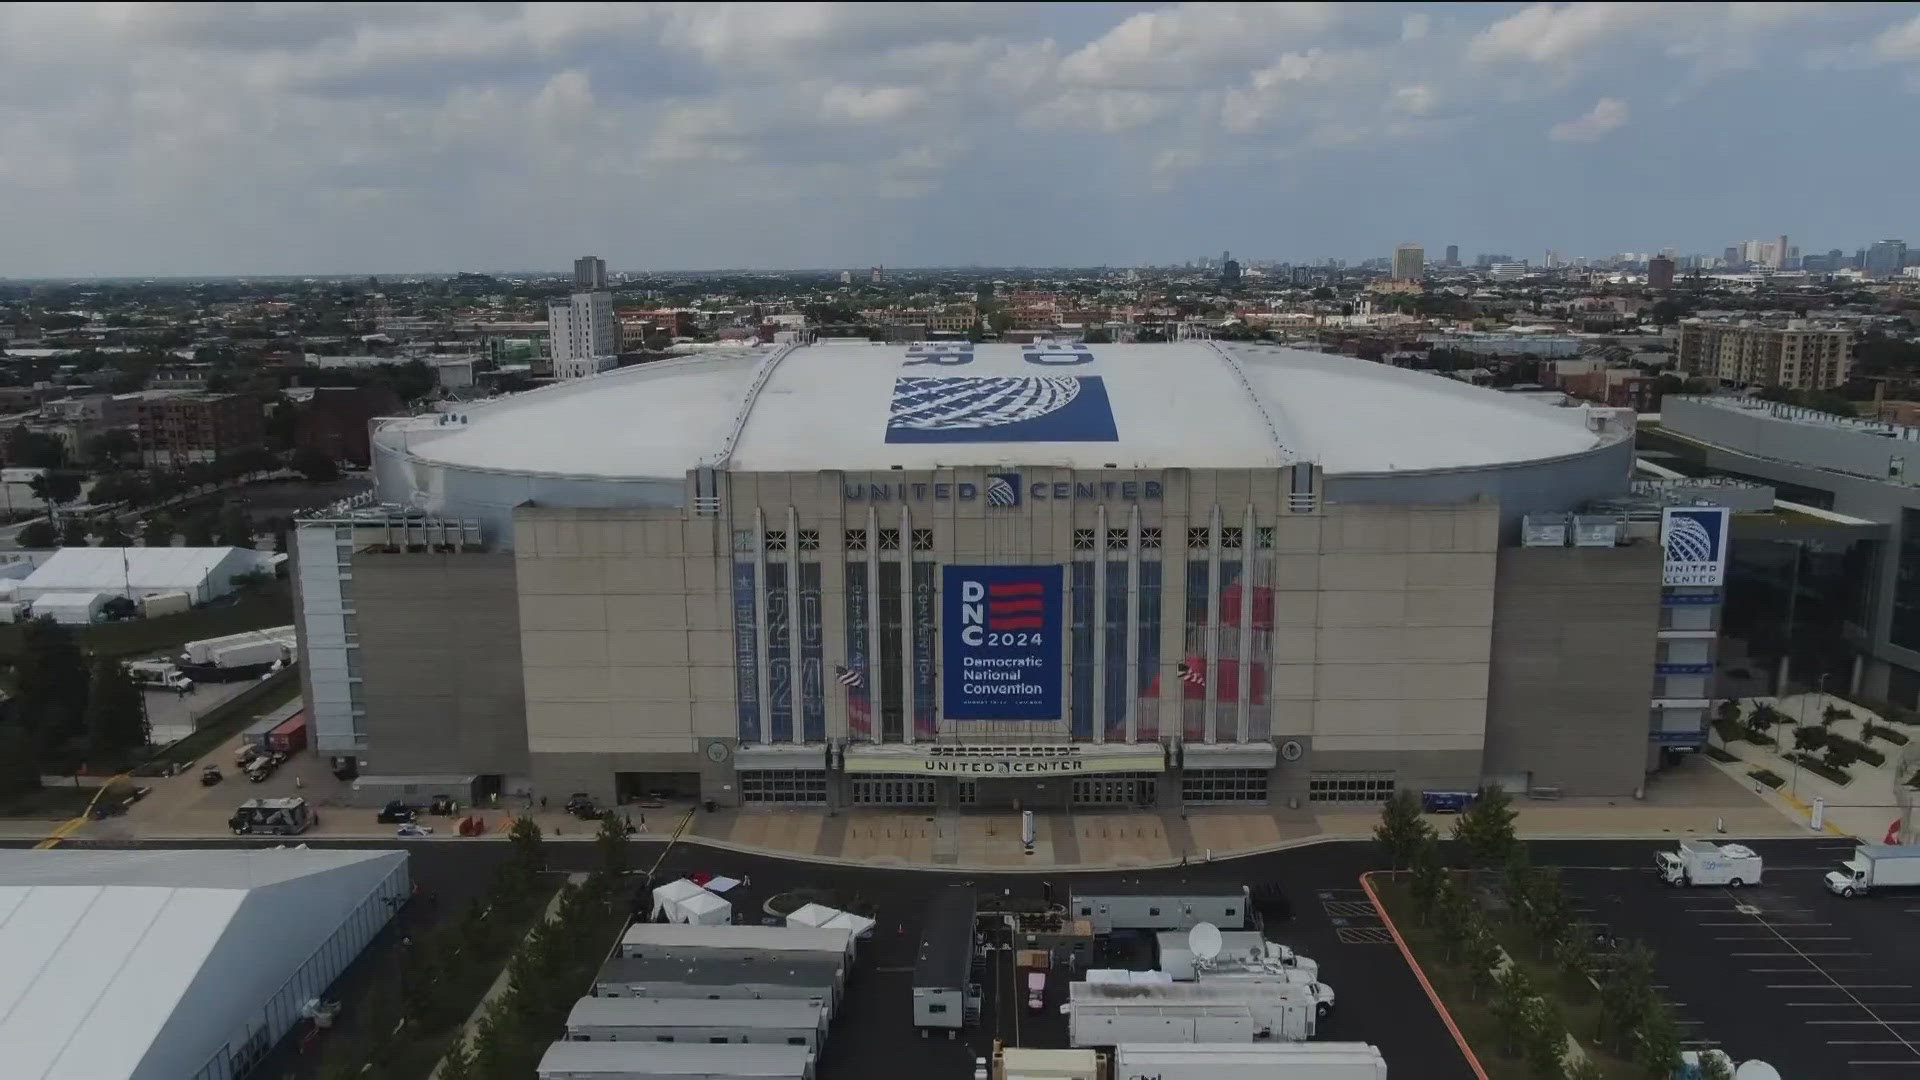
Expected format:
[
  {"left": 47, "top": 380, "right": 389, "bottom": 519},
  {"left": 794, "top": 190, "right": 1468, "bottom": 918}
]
[{"left": 942, "top": 564, "right": 1063, "bottom": 722}]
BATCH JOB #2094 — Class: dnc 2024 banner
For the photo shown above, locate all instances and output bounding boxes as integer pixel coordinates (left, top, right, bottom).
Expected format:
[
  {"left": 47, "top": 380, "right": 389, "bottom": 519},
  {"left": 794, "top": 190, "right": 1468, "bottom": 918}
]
[{"left": 942, "top": 564, "right": 1063, "bottom": 722}]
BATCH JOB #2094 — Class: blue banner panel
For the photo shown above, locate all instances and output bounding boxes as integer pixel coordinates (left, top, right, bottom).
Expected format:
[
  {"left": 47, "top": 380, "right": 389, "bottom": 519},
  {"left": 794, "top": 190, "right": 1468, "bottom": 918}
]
[
  {"left": 942, "top": 564, "right": 1064, "bottom": 721},
  {"left": 886, "top": 376, "right": 1119, "bottom": 443},
  {"left": 732, "top": 561, "right": 759, "bottom": 744}
]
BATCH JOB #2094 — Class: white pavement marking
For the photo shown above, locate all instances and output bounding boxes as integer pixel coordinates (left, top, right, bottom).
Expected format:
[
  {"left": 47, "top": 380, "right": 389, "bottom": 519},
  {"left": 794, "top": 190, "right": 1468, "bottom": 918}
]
[
  {"left": 1788, "top": 1003, "right": 1920, "bottom": 1008},
  {"left": 1712, "top": 885, "right": 1920, "bottom": 1061},
  {"left": 1775, "top": 985, "right": 1916, "bottom": 991},
  {"left": 1700, "top": 921, "right": 1832, "bottom": 927},
  {"left": 1848, "top": 1063, "right": 1920, "bottom": 1067}
]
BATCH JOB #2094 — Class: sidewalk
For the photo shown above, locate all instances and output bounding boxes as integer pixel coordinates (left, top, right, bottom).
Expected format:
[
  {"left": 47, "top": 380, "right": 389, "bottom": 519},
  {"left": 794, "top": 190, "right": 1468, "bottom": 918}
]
[{"left": 6, "top": 747, "right": 1825, "bottom": 868}]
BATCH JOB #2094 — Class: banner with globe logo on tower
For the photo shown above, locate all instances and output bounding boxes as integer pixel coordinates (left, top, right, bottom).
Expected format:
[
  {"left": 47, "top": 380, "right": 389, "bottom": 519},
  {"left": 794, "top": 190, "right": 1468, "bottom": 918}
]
[{"left": 1661, "top": 505, "right": 1730, "bottom": 586}]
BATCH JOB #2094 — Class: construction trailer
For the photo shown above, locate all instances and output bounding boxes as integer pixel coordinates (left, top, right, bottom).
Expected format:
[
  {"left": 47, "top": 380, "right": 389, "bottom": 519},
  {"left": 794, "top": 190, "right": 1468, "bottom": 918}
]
[
  {"left": 1112, "top": 1042, "right": 1388, "bottom": 1080},
  {"left": 619, "top": 924, "right": 855, "bottom": 966},
  {"left": 535, "top": 1041, "right": 814, "bottom": 1080},
  {"left": 1069, "top": 882, "right": 1251, "bottom": 934},
  {"left": 591, "top": 956, "right": 841, "bottom": 1014},
  {"left": 913, "top": 886, "right": 978, "bottom": 1035},
  {"left": 563, "top": 997, "right": 829, "bottom": 1050},
  {"left": 1066, "top": 980, "right": 1317, "bottom": 1047}
]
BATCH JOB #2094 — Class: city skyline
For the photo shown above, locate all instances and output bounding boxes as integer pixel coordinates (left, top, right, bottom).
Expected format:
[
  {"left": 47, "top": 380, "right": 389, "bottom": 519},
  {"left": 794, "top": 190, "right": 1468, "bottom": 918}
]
[{"left": 2, "top": 2, "right": 1919, "bottom": 276}]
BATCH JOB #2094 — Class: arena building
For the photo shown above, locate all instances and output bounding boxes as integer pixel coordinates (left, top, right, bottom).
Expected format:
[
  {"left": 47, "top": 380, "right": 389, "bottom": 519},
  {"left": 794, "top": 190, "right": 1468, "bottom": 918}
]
[{"left": 293, "top": 340, "right": 1665, "bottom": 811}]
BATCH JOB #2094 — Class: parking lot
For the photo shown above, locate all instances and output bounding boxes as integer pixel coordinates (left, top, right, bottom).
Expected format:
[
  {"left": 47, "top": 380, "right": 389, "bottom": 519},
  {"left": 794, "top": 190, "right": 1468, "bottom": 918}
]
[{"left": 1543, "top": 838, "right": 1920, "bottom": 1077}]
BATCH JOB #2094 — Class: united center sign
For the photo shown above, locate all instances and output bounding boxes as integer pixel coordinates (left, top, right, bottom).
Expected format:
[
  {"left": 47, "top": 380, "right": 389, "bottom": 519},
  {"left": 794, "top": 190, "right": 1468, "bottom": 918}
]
[{"left": 842, "top": 746, "right": 1165, "bottom": 776}]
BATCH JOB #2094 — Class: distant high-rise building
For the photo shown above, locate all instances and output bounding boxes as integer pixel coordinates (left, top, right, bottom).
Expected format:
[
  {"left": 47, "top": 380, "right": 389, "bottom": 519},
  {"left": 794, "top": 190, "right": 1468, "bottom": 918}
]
[
  {"left": 1392, "top": 244, "right": 1424, "bottom": 282},
  {"left": 1488, "top": 262, "right": 1531, "bottom": 281},
  {"left": 1723, "top": 246, "right": 1741, "bottom": 267},
  {"left": 839, "top": 270, "right": 853, "bottom": 285},
  {"left": 1647, "top": 256, "right": 1676, "bottom": 289},
  {"left": 1545, "top": 249, "right": 1561, "bottom": 269},
  {"left": 871, "top": 266, "right": 885, "bottom": 284},
  {"left": 1677, "top": 319, "right": 1853, "bottom": 390},
  {"left": 1220, "top": 251, "right": 1241, "bottom": 286},
  {"left": 1865, "top": 239, "right": 1908, "bottom": 280},
  {"left": 573, "top": 255, "right": 608, "bottom": 289},
  {"left": 549, "top": 254, "right": 621, "bottom": 380},
  {"left": 1444, "top": 244, "right": 1459, "bottom": 267},
  {"left": 1777, "top": 235, "right": 1789, "bottom": 271}
]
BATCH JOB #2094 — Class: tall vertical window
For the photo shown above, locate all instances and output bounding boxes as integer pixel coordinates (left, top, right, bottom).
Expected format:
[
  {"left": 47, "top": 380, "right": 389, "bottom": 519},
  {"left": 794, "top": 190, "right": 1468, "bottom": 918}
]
[
  {"left": 1214, "top": 558, "right": 1242, "bottom": 738},
  {"left": 1136, "top": 560, "right": 1162, "bottom": 741},
  {"left": 799, "top": 562, "right": 825, "bottom": 742},
  {"left": 1182, "top": 558, "right": 1208, "bottom": 741},
  {"left": 1894, "top": 510, "right": 1920, "bottom": 654},
  {"left": 1104, "top": 561, "right": 1129, "bottom": 740},
  {"left": 843, "top": 560, "right": 872, "bottom": 742},
  {"left": 1245, "top": 554, "right": 1274, "bottom": 743},
  {"left": 911, "top": 562, "right": 937, "bottom": 739},
  {"left": 732, "top": 561, "right": 759, "bottom": 744},
  {"left": 765, "top": 562, "right": 792, "bottom": 742},
  {"left": 1071, "top": 561, "right": 1096, "bottom": 740},
  {"left": 878, "top": 562, "right": 904, "bottom": 742}
]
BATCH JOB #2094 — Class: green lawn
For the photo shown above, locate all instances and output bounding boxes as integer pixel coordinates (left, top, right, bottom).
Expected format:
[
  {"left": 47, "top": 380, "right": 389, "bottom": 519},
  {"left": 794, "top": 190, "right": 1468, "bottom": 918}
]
[
  {"left": 1374, "top": 878, "right": 1642, "bottom": 1080},
  {"left": 0, "top": 784, "right": 99, "bottom": 820}
]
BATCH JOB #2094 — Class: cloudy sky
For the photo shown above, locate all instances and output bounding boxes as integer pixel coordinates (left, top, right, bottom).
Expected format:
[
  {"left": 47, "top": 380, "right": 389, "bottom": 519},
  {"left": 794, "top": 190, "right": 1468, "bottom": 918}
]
[{"left": 3, "top": 2, "right": 1918, "bottom": 277}]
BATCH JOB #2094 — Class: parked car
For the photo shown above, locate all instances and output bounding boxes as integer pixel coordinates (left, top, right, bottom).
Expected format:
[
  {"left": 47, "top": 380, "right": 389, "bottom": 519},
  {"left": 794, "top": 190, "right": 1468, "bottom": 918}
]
[
  {"left": 565, "top": 792, "right": 599, "bottom": 819},
  {"left": 200, "top": 765, "right": 223, "bottom": 786},
  {"left": 396, "top": 822, "right": 433, "bottom": 837},
  {"left": 376, "top": 801, "right": 418, "bottom": 824},
  {"left": 246, "top": 752, "right": 285, "bottom": 783}
]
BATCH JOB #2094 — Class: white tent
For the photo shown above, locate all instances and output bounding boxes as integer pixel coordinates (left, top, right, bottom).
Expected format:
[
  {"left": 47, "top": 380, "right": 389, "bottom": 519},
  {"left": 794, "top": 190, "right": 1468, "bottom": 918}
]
[
  {"left": 785, "top": 902, "right": 874, "bottom": 941},
  {"left": 822, "top": 911, "right": 876, "bottom": 939},
  {"left": 650, "top": 878, "right": 708, "bottom": 923},
  {"left": 677, "top": 889, "right": 733, "bottom": 926},
  {"left": 16, "top": 547, "right": 273, "bottom": 604},
  {"left": 30, "top": 591, "right": 109, "bottom": 625},
  {"left": 784, "top": 903, "right": 837, "bottom": 929}
]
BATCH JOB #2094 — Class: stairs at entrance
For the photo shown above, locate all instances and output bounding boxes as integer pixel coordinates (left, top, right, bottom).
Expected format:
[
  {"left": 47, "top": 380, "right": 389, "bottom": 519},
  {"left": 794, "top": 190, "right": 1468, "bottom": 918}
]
[{"left": 932, "top": 811, "right": 960, "bottom": 864}]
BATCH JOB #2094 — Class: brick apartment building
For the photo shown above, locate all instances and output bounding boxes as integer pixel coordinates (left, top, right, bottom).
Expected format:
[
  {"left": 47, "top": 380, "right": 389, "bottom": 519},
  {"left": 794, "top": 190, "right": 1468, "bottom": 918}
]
[{"left": 134, "top": 392, "right": 266, "bottom": 466}]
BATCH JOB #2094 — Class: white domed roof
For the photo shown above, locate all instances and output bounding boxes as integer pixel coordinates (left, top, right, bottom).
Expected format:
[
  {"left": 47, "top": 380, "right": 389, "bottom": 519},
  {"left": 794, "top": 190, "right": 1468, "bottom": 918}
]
[{"left": 390, "top": 341, "right": 1611, "bottom": 480}]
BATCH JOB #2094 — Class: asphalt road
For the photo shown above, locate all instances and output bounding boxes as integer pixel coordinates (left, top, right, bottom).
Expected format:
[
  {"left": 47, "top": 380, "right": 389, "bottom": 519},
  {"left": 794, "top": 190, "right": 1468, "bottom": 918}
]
[
  {"left": 1540, "top": 836, "right": 1920, "bottom": 1078},
  {"left": 16, "top": 835, "right": 1876, "bottom": 1079}
]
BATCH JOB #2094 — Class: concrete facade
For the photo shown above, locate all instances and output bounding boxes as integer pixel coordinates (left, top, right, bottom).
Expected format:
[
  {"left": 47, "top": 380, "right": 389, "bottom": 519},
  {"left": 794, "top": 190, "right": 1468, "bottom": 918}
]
[
  {"left": 1484, "top": 545, "right": 1663, "bottom": 796},
  {"left": 353, "top": 552, "right": 529, "bottom": 778}
]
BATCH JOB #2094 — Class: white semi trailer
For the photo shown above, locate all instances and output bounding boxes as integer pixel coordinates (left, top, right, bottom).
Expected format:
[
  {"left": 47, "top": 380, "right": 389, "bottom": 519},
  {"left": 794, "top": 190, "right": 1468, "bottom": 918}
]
[
  {"left": 1113, "top": 1043, "right": 1387, "bottom": 1080},
  {"left": 1827, "top": 844, "right": 1920, "bottom": 897}
]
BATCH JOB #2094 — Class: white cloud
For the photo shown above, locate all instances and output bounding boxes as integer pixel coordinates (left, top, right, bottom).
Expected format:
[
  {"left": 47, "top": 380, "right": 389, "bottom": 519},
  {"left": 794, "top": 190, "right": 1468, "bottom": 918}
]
[
  {"left": 1389, "top": 85, "right": 1437, "bottom": 115},
  {"left": 1548, "top": 97, "right": 1629, "bottom": 141},
  {"left": 1471, "top": 3, "right": 1653, "bottom": 65},
  {"left": 1060, "top": 2, "right": 1340, "bottom": 88},
  {"left": 1873, "top": 13, "right": 1920, "bottom": 61},
  {"left": 820, "top": 85, "right": 928, "bottom": 123},
  {"left": 1401, "top": 12, "right": 1430, "bottom": 41}
]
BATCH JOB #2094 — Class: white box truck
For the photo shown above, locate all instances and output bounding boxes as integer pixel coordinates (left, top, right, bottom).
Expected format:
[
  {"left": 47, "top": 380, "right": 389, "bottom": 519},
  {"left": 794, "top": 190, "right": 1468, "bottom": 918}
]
[
  {"left": 1113, "top": 1043, "right": 1387, "bottom": 1080},
  {"left": 128, "top": 659, "right": 193, "bottom": 692},
  {"left": 1826, "top": 844, "right": 1920, "bottom": 897},
  {"left": 1655, "top": 840, "right": 1763, "bottom": 887}
]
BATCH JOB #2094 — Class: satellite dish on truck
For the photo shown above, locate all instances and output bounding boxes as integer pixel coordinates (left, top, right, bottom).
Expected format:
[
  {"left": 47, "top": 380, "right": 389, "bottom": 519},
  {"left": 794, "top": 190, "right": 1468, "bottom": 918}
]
[
  {"left": 1188, "top": 922, "right": 1223, "bottom": 962},
  {"left": 1734, "top": 1063, "right": 1781, "bottom": 1080}
]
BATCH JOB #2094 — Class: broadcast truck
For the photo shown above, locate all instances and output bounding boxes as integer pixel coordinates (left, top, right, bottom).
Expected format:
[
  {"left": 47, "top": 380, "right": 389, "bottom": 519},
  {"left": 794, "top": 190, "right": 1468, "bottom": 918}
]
[
  {"left": 228, "top": 797, "right": 317, "bottom": 837},
  {"left": 1655, "top": 840, "right": 1763, "bottom": 888},
  {"left": 1826, "top": 844, "right": 1920, "bottom": 898}
]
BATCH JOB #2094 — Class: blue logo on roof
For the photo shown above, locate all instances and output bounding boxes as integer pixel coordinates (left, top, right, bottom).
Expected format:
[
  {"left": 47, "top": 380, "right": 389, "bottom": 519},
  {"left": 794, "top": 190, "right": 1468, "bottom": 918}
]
[
  {"left": 884, "top": 376, "right": 1119, "bottom": 443},
  {"left": 985, "top": 473, "right": 1021, "bottom": 507},
  {"left": 1664, "top": 509, "right": 1723, "bottom": 563}
]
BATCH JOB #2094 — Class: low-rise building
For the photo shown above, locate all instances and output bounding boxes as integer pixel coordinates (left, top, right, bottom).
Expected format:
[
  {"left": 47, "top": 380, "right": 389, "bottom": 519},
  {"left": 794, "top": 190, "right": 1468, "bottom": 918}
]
[{"left": 1676, "top": 318, "right": 1853, "bottom": 390}]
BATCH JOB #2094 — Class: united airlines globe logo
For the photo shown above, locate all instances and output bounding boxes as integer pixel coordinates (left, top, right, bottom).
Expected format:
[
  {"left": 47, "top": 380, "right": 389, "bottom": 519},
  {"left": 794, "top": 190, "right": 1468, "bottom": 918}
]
[
  {"left": 985, "top": 473, "right": 1020, "bottom": 507},
  {"left": 885, "top": 376, "right": 1119, "bottom": 444},
  {"left": 1665, "top": 514, "right": 1717, "bottom": 563}
]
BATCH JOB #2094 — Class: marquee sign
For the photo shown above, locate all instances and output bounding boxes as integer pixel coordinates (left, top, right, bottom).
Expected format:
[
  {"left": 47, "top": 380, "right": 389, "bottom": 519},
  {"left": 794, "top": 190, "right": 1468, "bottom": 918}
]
[{"left": 842, "top": 746, "right": 1166, "bottom": 776}]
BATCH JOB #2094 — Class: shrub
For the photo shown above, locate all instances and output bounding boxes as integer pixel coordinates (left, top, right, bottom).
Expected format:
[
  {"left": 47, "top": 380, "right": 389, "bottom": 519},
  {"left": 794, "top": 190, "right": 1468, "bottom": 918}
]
[
  {"left": 1826, "top": 733, "right": 1886, "bottom": 768},
  {"left": 1793, "top": 726, "right": 1831, "bottom": 752},
  {"left": 1711, "top": 714, "right": 1743, "bottom": 745},
  {"left": 1748, "top": 769, "right": 1784, "bottom": 789},
  {"left": 1866, "top": 722, "right": 1911, "bottom": 746},
  {"left": 1785, "top": 752, "right": 1853, "bottom": 786},
  {"left": 1823, "top": 705, "right": 1854, "bottom": 725}
]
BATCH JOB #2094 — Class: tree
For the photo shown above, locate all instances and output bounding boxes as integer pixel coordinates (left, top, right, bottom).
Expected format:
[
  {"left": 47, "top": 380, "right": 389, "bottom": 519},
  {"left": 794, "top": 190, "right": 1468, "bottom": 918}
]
[
  {"left": 182, "top": 514, "right": 216, "bottom": 547},
  {"left": 82, "top": 429, "right": 138, "bottom": 469},
  {"left": 595, "top": 810, "right": 630, "bottom": 892},
  {"left": 1564, "top": 1059, "right": 1605, "bottom": 1080},
  {"left": 17, "top": 520, "right": 55, "bottom": 548},
  {"left": 15, "top": 618, "right": 90, "bottom": 767},
  {"left": 1409, "top": 839, "right": 1447, "bottom": 925},
  {"left": 507, "top": 814, "right": 547, "bottom": 890},
  {"left": 1552, "top": 928, "right": 1594, "bottom": 1001},
  {"left": 1633, "top": 1003, "right": 1684, "bottom": 1079},
  {"left": 1520, "top": 994, "right": 1569, "bottom": 1080},
  {"left": 84, "top": 659, "right": 148, "bottom": 760},
  {"left": 1490, "top": 963, "right": 1535, "bottom": 1054},
  {"left": 58, "top": 518, "right": 90, "bottom": 547},
  {"left": 1375, "top": 789, "right": 1435, "bottom": 871},
  {"left": 437, "top": 1033, "right": 476, "bottom": 1080},
  {"left": 218, "top": 506, "right": 254, "bottom": 548},
  {"left": 290, "top": 445, "right": 341, "bottom": 482},
  {"left": 1824, "top": 742, "right": 1859, "bottom": 772},
  {"left": 1452, "top": 785, "right": 1519, "bottom": 869},
  {"left": 141, "top": 516, "right": 175, "bottom": 548},
  {"left": 1793, "top": 725, "right": 1830, "bottom": 752},
  {"left": 0, "top": 723, "right": 40, "bottom": 798},
  {"left": 28, "top": 470, "right": 81, "bottom": 515},
  {"left": 1464, "top": 919, "right": 1503, "bottom": 1001},
  {"left": 1597, "top": 942, "right": 1659, "bottom": 1050},
  {"left": 1699, "top": 1048, "right": 1735, "bottom": 1080},
  {"left": 93, "top": 519, "right": 132, "bottom": 547}
]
